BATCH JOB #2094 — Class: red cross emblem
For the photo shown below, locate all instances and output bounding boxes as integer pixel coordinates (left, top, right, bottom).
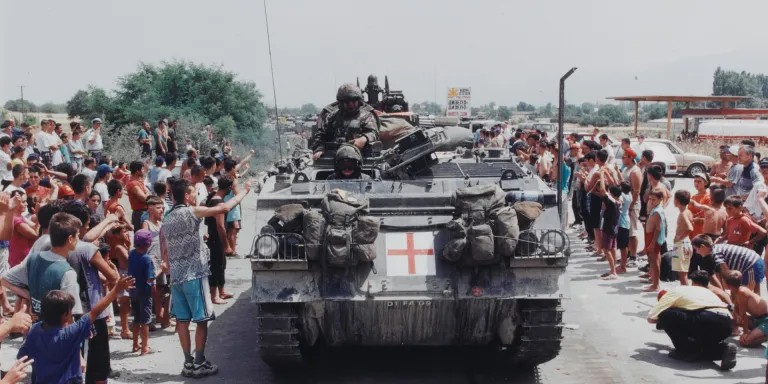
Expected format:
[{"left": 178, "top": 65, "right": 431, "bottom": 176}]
[{"left": 386, "top": 232, "right": 435, "bottom": 275}]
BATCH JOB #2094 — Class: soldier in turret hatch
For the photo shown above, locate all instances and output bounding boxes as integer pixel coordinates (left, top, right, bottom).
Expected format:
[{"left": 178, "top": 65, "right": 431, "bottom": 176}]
[
  {"left": 311, "top": 83, "right": 380, "bottom": 161},
  {"left": 327, "top": 144, "right": 371, "bottom": 180}
]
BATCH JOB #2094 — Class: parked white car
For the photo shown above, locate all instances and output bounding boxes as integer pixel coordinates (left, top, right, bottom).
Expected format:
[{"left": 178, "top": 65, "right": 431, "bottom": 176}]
[
  {"left": 610, "top": 141, "right": 679, "bottom": 177},
  {"left": 620, "top": 138, "right": 713, "bottom": 176}
]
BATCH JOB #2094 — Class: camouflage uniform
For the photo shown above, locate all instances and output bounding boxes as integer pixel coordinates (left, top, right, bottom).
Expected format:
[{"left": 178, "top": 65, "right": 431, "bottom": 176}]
[
  {"left": 328, "top": 144, "right": 371, "bottom": 180},
  {"left": 311, "top": 84, "right": 380, "bottom": 154}
]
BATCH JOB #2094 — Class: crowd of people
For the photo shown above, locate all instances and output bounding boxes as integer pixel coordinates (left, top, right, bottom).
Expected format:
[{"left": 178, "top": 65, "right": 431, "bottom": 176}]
[
  {"left": 552, "top": 126, "right": 768, "bottom": 374},
  {"left": 0, "top": 118, "right": 254, "bottom": 382}
]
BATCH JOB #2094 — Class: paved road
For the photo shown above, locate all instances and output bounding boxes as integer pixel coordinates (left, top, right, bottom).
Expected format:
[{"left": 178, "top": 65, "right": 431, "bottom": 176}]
[{"left": 1, "top": 178, "right": 766, "bottom": 383}]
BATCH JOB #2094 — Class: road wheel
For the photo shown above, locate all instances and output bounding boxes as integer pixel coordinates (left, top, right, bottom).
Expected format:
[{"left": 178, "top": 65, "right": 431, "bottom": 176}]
[{"left": 687, "top": 163, "right": 706, "bottom": 177}]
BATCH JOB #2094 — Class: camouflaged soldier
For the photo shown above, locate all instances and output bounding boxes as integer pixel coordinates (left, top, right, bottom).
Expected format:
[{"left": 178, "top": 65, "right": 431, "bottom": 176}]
[
  {"left": 312, "top": 83, "right": 380, "bottom": 160},
  {"left": 327, "top": 144, "right": 371, "bottom": 180}
]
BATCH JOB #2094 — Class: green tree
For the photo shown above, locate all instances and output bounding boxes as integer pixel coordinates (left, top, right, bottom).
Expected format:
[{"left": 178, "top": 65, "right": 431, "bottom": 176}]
[
  {"left": 643, "top": 104, "right": 667, "bottom": 120},
  {"left": 497, "top": 106, "right": 512, "bottom": 121},
  {"left": 597, "top": 104, "right": 631, "bottom": 125},
  {"left": 580, "top": 102, "right": 595, "bottom": 115},
  {"left": 3, "top": 99, "right": 37, "bottom": 113},
  {"left": 108, "top": 61, "right": 267, "bottom": 138},
  {"left": 65, "top": 86, "right": 112, "bottom": 122},
  {"left": 539, "top": 103, "right": 554, "bottom": 118},
  {"left": 213, "top": 116, "right": 237, "bottom": 139},
  {"left": 39, "top": 102, "right": 66, "bottom": 114},
  {"left": 300, "top": 103, "right": 318, "bottom": 115},
  {"left": 418, "top": 102, "right": 442, "bottom": 115},
  {"left": 516, "top": 101, "right": 529, "bottom": 111},
  {"left": 712, "top": 67, "right": 762, "bottom": 108},
  {"left": 65, "top": 90, "right": 89, "bottom": 118}
]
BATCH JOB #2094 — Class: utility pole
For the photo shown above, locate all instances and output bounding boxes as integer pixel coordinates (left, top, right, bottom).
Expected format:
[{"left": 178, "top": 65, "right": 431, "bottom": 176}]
[{"left": 19, "top": 86, "right": 25, "bottom": 121}]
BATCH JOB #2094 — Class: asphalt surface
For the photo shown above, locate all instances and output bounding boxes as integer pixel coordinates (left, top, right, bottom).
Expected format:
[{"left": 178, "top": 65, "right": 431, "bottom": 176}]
[{"left": 1, "top": 178, "right": 766, "bottom": 383}]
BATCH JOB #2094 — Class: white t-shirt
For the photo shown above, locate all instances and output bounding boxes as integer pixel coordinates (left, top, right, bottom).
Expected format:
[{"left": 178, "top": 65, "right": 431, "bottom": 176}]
[
  {"left": 85, "top": 129, "right": 104, "bottom": 151},
  {"left": 3, "top": 184, "right": 24, "bottom": 194},
  {"left": 0, "top": 151, "right": 12, "bottom": 181},
  {"left": 80, "top": 168, "right": 97, "bottom": 182},
  {"left": 195, "top": 182, "right": 207, "bottom": 206},
  {"left": 156, "top": 168, "right": 172, "bottom": 185},
  {"left": 37, "top": 131, "right": 60, "bottom": 154},
  {"left": 94, "top": 182, "right": 109, "bottom": 216}
]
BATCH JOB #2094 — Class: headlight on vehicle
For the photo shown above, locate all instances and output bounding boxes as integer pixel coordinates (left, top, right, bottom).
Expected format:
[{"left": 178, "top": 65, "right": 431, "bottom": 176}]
[{"left": 255, "top": 234, "right": 279, "bottom": 259}]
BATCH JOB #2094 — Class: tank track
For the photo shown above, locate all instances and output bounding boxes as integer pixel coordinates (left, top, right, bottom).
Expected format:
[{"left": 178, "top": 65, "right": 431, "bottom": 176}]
[
  {"left": 509, "top": 299, "right": 564, "bottom": 366},
  {"left": 256, "top": 303, "right": 305, "bottom": 368}
]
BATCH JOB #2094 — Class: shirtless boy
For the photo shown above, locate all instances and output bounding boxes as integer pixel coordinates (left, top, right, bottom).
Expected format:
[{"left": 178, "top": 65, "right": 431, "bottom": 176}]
[
  {"left": 710, "top": 146, "right": 733, "bottom": 179},
  {"left": 642, "top": 189, "right": 666, "bottom": 292},
  {"left": 723, "top": 270, "right": 768, "bottom": 347},
  {"left": 670, "top": 190, "right": 694, "bottom": 285}
]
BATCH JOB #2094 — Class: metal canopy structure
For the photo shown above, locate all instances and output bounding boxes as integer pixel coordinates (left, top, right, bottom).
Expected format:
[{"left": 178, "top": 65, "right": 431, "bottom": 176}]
[{"left": 606, "top": 95, "right": 752, "bottom": 138}]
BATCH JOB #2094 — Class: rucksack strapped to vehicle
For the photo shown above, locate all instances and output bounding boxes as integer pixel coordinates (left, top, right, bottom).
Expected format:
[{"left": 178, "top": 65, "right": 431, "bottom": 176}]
[
  {"left": 441, "top": 184, "right": 521, "bottom": 265},
  {"left": 321, "top": 189, "right": 379, "bottom": 267},
  {"left": 302, "top": 210, "right": 326, "bottom": 261}
]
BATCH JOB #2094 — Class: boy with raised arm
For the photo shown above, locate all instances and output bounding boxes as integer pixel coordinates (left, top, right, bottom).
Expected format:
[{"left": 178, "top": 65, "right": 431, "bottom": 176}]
[{"left": 161, "top": 178, "right": 251, "bottom": 378}]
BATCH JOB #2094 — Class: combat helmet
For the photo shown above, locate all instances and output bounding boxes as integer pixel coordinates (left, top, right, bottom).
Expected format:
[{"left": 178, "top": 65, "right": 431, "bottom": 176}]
[
  {"left": 336, "top": 83, "right": 363, "bottom": 102},
  {"left": 334, "top": 143, "right": 364, "bottom": 178}
]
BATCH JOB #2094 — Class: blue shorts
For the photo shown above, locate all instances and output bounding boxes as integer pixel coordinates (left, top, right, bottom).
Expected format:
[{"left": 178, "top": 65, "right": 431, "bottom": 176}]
[
  {"left": 170, "top": 278, "right": 215, "bottom": 323},
  {"left": 743, "top": 259, "right": 766, "bottom": 287},
  {"left": 131, "top": 294, "right": 153, "bottom": 325}
]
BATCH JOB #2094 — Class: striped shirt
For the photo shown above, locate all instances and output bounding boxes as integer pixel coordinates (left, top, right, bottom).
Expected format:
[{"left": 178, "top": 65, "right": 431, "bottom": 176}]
[{"left": 712, "top": 244, "right": 760, "bottom": 274}]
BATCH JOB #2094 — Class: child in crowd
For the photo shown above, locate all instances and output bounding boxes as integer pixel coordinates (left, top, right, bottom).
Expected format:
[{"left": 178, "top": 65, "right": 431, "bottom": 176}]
[
  {"left": 642, "top": 189, "right": 666, "bottom": 292},
  {"left": 670, "top": 190, "right": 694, "bottom": 285},
  {"left": 689, "top": 173, "right": 712, "bottom": 240},
  {"left": 105, "top": 223, "right": 133, "bottom": 339},
  {"left": 18, "top": 276, "right": 134, "bottom": 383},
  {"left": 719, "top": 196, "right": 766, "bottom": 248},
  {"left": 129, "top": 230, "right": 155, "bottom": 355},
  {"left": 142, "top": 195, "right": 170, "bottom": 328},
  {"left": 105, "top": 179, "right": 133, "bottom": 230},
  {"left": 722, "top": 270, "right": 768, "bottom": 347},
  {"left": 689, "top": 186, "right": 728, "bottom": 240},
  {"left": 600, "top": 185, "right": 621, "bottom": 280},
  {"left": 114, "top": 162, "right": 130, "bottom": 184},
  {"left": 616, "top": 181, "right": 632, "bottom": 274}
]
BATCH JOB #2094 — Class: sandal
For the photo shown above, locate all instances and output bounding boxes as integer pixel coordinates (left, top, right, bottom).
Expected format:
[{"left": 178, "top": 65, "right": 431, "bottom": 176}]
[
  {"left": 616, "top": 267, "right": 627, "bottom": 274},
  {"left": 600, "top": 272, "right": 611, "bottom": 278},
  {"left": 601, "top": 274, "right": 618, "bottom": 280},
  {"left": 642, "top": 286, "right": 660, "bottom": 292}
]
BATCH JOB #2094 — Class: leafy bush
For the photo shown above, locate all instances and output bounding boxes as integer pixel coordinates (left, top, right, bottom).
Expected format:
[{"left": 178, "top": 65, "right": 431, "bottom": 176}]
[{"left": 3, "top": 99, "right": 37, "bottom": 113}]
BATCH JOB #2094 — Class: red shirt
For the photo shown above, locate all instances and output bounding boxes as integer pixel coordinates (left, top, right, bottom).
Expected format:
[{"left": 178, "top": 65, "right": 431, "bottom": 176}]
[
  {"left": 725, "top": 213, "right": 762, "bottom": 245},
  {"left": 126, "top": 179, "right": 148, "bottom": 211},
  {"left": 9, "top": 216, "right": 35, "bottom": 267},
  {"left": 689, "top": 192, "right": 711, "bottom": 240},
  {"left": 25, "top": 185, "right": 51, "bottom": 201}
]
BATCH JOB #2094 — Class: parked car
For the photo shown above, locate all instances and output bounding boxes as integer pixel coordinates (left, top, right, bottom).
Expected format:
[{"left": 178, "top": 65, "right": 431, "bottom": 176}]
[
  {"left": 610, "top": 141, "right": 679, "bottom": 177},
  {"left": 623, "top": 138, "right": 713, "bottom": 176}
]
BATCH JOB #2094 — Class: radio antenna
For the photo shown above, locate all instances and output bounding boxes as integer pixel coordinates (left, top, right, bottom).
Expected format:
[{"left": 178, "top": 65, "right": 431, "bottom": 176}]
[{"left": 263, "top": 0, "right": 283, "bottom": 160}]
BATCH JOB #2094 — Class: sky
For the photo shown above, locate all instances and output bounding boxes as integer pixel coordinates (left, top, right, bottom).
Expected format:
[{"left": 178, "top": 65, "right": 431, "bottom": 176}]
[{"left": 3, "top": 0, "right": 768, "bottom": 109}]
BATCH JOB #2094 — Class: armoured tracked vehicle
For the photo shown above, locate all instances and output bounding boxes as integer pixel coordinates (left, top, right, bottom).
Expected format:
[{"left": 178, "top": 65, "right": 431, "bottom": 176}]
[{"left": 250, "top": 125, "right": 570, "bottom": 369}]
